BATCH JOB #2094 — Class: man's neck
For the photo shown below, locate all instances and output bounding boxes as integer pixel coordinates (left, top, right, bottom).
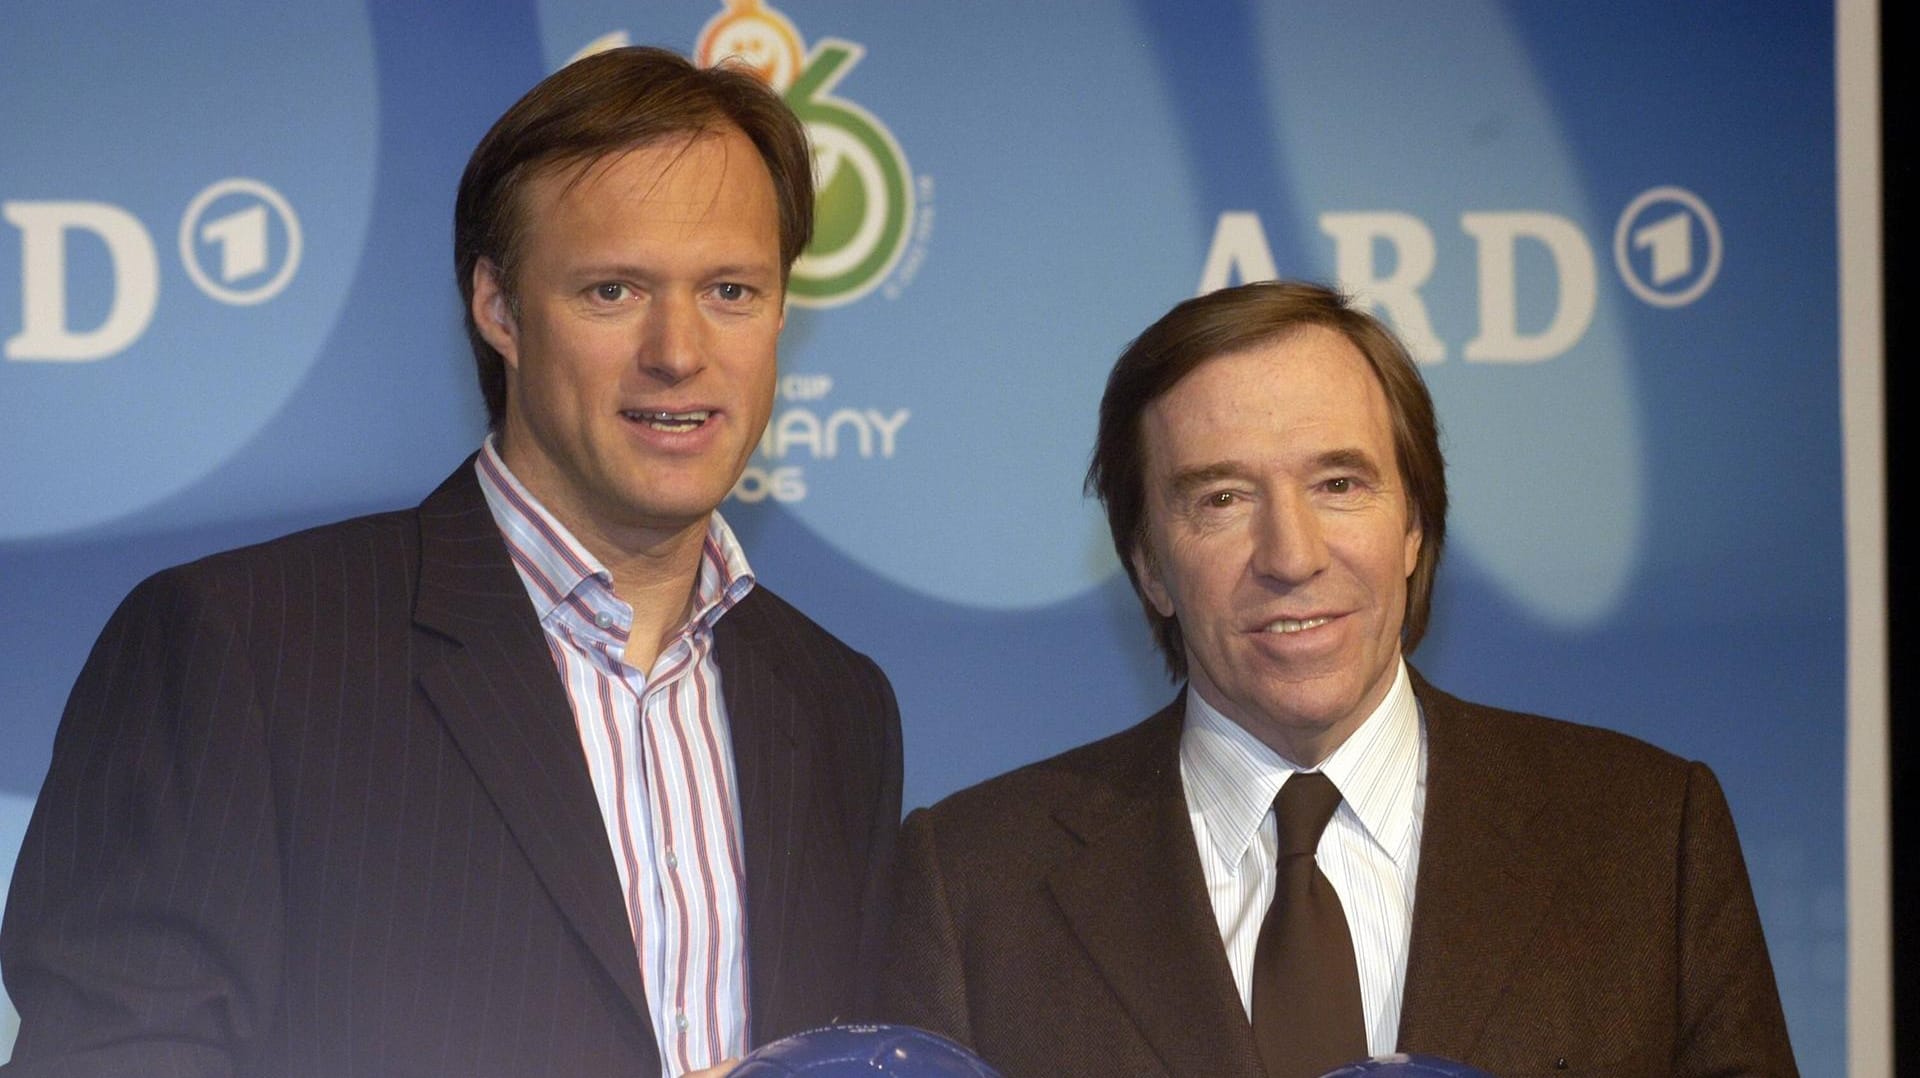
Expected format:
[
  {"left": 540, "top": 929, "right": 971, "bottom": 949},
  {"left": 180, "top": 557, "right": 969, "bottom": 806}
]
[
  {"left": 1190, "top": 657, "right": 1408, "bottom": 770},
  {"left": 486, "top": 435, "right": 719, "bottom": 670},
  {"left": 576, "top": 518, "right": 710, "bottom": 673}
]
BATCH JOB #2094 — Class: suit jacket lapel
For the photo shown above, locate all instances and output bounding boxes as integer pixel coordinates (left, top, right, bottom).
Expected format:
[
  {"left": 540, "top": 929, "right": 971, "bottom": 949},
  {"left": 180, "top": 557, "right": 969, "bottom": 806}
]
[
  {"left": 1046, "top": 703, "right": 1265, "bottom": 1078},
  {"left": 409, "top": 461, "right": 654, "bottom": 1028},
  {"left": 713, "top": 592, "right": 813, "bottom": 1044},
  {"left": 1396, "top": 674, "right": 1560, "bottom": 1059}
]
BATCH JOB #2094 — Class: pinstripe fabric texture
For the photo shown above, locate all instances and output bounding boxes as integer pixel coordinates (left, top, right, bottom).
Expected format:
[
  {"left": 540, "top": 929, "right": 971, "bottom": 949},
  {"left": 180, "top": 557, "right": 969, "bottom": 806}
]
[
  {"left": 476, "top": 444, "right": 752, "bottom": 1074},
  {"left": 0, "top": 459, "right": 903, "bottom": 1078},
  {"left": 878, "top": 671, "right": 1796, "bottom": 1078},
  {"left": 1180, "top": 659, "right": 1425, "bottom": 1054}
]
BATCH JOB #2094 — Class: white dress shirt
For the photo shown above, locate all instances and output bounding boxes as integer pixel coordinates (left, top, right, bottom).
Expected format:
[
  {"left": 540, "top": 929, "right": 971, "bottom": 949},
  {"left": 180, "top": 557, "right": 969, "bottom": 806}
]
[
  {"left": 1179, "top": 659, "right": 1427, "bottom": 1056},
  {"left": 477, "top": 440, "right": 753, "bottom": 1077}
]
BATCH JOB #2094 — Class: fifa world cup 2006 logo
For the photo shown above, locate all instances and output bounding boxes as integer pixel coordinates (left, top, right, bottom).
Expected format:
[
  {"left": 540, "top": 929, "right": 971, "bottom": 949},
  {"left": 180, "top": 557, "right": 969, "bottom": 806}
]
[{"left": 697, "top": 0, "right": 916, "bottom": 308}]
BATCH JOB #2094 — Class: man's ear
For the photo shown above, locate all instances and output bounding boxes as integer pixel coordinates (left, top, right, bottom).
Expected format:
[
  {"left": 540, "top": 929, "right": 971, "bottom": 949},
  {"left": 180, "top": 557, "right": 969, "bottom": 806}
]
[
  {"left": 470, "top": 259, "right": 519, "bottom": 368},
  {"left": 1130, "top": 541, "right": 1176, "bottom": 619}
]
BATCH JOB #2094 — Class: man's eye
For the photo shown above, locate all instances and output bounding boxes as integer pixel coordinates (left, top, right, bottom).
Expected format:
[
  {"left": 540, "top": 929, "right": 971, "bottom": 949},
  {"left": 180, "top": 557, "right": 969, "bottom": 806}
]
[
  {"left": 714, "top": 282, "right": 749, "bottom": 302},
  {"left": 592, "top": 282, "right": 628, "bottom": 302},
  {"left": 1325, "top": 477, "right": 1352, "bottom": 494},
  {"left": 1206, "top": 491, "right": 1237, "bottom": 508}
]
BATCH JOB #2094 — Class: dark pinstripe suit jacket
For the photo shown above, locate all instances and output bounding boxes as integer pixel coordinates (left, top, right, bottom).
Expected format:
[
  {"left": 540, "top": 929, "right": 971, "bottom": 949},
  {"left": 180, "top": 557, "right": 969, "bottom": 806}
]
[
  {"left": 878, "top": 674, "right": 1796, "bottom": 1078},
  {"left": 1, "top": 461, "right": 902, "bottom": 1077}
]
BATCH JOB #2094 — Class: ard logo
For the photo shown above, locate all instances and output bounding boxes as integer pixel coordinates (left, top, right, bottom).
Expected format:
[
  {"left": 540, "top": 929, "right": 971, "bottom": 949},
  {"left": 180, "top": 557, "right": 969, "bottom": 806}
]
[{"left": 695, "top": 0, "right": 915, "bottom": 308}]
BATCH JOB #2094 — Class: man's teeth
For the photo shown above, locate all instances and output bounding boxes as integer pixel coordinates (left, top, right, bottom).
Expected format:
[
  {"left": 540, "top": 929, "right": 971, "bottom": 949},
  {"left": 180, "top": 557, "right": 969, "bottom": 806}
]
[
  {"left": 1263, "top": 616, "right": 1331, "bottom": 634},
  {"left": 624, "top": 409, "right": 712, "bottom": 432}
]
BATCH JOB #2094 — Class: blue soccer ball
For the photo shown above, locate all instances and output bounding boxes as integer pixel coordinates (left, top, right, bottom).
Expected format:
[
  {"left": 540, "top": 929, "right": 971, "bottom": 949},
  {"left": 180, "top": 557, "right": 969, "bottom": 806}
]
[
  {"left": 731, "top": 1024, "right": 1003, "bottom": 1077},
  {"left": 1319, "top": 1054, "right": 1496, "bottom": 1077}
]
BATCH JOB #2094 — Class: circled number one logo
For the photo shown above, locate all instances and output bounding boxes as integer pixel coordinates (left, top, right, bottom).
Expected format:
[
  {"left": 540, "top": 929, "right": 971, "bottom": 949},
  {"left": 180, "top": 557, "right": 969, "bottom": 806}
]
[
  {"left": 1613, "top": 185, "right": 1721, "bottom": 309},
  {"left": 180, "top": 177, "right": 304, "bottom": 307}
]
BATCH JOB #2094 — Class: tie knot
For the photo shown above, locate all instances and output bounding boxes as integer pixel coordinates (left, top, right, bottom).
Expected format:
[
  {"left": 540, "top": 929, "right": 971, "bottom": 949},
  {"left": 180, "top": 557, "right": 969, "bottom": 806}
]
[{"left": 1274, "top": 771, "right": 1343, "bottom": 857}]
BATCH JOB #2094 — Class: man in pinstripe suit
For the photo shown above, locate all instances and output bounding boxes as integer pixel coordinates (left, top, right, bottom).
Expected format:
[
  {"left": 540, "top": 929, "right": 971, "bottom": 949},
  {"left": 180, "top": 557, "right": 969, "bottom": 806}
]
[
  {"left": 878, "top": 282, "right": 1795, "bottom": 1077},
  {"left": 2, "top": 47, "right": 899, "bottom": 1077}
]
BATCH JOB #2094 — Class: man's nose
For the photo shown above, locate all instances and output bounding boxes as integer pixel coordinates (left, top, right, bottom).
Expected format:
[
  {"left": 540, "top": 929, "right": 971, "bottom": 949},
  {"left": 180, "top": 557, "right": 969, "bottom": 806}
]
[
  {"left": 1251, "top": 489, "right": 1331, "bottom": 585},
  {"left": 639, "top": 293, "right": 704, "bottom": 383}
]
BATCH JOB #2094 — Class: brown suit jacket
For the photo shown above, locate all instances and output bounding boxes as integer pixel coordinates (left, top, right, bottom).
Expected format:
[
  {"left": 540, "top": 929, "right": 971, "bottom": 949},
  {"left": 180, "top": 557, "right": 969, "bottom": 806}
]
[
  {"left": 1, "top": 461, "right": 902, "bottom": 1077},
  {"left": 878, "top": 673, "right": 1795, "bottom": 1077}
]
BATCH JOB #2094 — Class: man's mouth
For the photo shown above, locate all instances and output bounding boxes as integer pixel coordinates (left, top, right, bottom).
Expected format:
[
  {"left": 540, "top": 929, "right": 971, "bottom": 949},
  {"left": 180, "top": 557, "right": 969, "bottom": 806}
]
[
  {"left": 1261, "top": 616, "right": 1332, "bottom": 634},
  {"left": 622, "top": 409, "right": 712, "bottom": 433}
]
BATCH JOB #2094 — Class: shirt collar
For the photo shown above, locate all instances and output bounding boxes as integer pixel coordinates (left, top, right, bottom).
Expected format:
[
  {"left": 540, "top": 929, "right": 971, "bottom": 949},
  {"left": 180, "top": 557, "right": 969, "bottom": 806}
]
[
  {"left": 1179, "top": 659, "right": 1421, "bottom": 873},
  {"left": 473, "top": 437, "right": 756, "bottom": 634}
]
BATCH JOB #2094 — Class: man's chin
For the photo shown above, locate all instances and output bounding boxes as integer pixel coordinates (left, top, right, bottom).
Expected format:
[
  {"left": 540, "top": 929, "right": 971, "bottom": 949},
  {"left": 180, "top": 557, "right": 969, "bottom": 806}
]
[{"left": 1203, "top": 680, "right": 1374, "bottom": 760}]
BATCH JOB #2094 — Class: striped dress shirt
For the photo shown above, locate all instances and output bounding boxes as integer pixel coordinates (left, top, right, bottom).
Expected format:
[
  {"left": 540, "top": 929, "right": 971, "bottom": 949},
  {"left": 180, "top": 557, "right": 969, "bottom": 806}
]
[
  {"left": 476, "top": 441, "right": 753, "bottom": 1077},
  {"left": 1180, "top": 659, "right": 1427, "bottom": 1056}
]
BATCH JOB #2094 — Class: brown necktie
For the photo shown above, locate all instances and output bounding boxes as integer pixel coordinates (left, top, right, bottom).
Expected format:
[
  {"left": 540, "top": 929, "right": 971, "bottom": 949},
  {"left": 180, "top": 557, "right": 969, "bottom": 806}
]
[{"left": 1251, "top": 771, "right": 1368, "bottom": 1078}]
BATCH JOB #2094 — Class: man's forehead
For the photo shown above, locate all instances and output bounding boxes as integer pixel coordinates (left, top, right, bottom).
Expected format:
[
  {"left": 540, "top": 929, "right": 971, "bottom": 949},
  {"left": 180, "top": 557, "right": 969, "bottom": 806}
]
[
  {"left": 532, "top": 128, "right": 752, "bottom": 207},
  {"left": 1139, "top": 330, "right": 1400, "bottom": 467},
  {"left": 503, "top": 127, "right": 782, "bottom": 272}
]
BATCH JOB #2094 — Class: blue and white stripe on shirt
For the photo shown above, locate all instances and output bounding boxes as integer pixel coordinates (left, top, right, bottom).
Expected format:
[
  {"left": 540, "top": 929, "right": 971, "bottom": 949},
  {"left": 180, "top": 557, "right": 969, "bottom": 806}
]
[
  {"left": 1179, "top": 659, "right": 1427, "bottom": 1056},
  {"left": 476, "top": 440, "right": 754, "bottom": 1078}
]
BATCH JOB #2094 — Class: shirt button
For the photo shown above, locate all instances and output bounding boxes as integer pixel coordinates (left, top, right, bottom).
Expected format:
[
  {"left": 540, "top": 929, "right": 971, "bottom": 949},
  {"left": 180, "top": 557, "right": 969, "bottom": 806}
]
[
  {"left": 665, "top": 848, "right": 679, "bottom": 869},
  {"left": 594, "top": 611, "right": 614, "bottom": 630},
  {"left": 675, "top": 1012, "right": 690, "bottom": 1032}
]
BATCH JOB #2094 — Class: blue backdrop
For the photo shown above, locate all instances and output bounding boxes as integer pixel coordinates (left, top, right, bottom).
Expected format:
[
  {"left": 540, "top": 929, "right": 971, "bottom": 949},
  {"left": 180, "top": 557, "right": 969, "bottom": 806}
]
[{"left": 0, "top": 3, "right": 1866, "bottom": 1072}]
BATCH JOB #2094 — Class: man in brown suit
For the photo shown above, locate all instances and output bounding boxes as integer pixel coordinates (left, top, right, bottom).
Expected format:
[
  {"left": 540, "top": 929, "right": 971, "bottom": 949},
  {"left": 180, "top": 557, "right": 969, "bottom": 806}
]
[{"left": 878, "top": 282, "right": 1795, "bottom": 1077}]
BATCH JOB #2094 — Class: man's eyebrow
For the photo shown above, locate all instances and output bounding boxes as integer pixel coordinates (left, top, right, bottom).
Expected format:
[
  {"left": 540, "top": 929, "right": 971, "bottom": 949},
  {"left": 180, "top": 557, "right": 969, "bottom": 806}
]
[
  {"left": 1164, "top": 449, "right": 1389, "bottom": 494},
  {"left": 704, "top": 261, "right": 781, "bottom": 281},
  {"left": 566, "top": 259, "right": 779, "bottom": 281},
  {"left": 1166, "top": 462, "right": 1253, "bottom": 496},
  {"left": 1315, "top": 448, "right": 1385, "bottom": 479},
  {"left": 567, "top": 262, "right": 652, "bottom": 280}
]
